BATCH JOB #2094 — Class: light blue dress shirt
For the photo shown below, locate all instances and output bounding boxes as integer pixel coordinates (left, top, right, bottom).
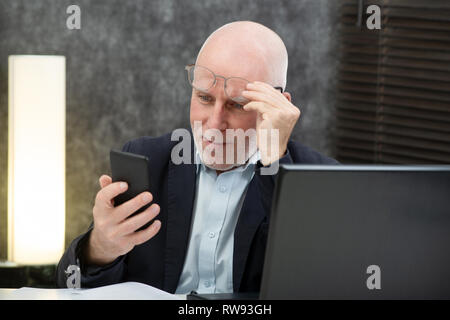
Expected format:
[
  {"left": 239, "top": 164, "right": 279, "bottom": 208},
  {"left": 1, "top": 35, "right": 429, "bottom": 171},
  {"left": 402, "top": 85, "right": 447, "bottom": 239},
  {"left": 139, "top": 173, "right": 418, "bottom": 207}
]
[{"left": 175, "top": 150, "right": 260, "bottom": 294}]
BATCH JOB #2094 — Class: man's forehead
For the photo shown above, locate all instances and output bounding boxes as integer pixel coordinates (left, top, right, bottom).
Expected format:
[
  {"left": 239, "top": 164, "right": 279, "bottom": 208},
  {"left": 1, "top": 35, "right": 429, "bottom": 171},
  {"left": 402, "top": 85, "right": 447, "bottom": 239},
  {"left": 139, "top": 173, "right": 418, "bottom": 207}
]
[
  {"left": 194, "top": 21, "right": 288, "bottom": 88},
  {"left": 196, "top": 46, "right": 270, "bottom": 82}
]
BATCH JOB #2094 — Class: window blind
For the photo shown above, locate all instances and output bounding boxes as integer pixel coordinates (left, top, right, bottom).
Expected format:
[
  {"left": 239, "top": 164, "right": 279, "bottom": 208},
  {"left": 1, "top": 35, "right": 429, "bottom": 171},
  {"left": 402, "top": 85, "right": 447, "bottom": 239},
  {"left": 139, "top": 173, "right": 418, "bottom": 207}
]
[{"left": 336, "top": 0, "right": 450, "bottom": 164}]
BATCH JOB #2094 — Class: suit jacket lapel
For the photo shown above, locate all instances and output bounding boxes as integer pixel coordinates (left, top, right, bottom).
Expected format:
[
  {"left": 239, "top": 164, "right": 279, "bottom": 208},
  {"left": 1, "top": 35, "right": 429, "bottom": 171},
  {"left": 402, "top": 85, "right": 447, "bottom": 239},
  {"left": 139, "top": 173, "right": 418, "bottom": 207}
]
[
  {"left": 233, "top": 173, "right": 268, "bottom": 291},
  {"left": 163, "top": 136, "right": 197, "bottom": 293}
]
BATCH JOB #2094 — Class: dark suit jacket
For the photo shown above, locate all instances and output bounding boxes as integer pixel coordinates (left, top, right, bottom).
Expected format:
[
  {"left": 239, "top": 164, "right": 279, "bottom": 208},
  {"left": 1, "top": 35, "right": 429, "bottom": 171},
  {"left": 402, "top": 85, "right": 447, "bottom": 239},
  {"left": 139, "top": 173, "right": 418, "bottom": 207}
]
[{"left": 56, "top": 131, "right": 338, "bottom": 292}]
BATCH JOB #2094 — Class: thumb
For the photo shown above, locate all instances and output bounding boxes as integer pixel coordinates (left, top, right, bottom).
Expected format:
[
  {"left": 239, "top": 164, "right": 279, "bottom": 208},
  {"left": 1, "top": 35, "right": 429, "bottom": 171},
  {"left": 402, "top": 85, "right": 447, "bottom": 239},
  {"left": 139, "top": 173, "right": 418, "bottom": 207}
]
[{"left": 99, "top": 174, "right": 112, "bottom": 189}]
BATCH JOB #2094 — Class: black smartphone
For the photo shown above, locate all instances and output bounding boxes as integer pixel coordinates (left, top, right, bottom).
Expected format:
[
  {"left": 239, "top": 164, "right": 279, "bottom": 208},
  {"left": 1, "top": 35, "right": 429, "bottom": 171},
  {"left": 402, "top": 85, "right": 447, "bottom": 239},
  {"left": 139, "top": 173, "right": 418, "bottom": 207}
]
[{"left": 110, "top": 149, "right": 151, "bottom": 220}]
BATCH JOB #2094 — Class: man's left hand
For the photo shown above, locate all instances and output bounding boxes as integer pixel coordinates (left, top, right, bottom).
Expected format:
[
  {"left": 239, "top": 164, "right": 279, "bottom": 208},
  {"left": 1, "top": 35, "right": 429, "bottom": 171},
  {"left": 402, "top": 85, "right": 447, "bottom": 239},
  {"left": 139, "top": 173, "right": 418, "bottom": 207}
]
[{"left": 242, "top": 81, "right": 301, "bottom": 166}]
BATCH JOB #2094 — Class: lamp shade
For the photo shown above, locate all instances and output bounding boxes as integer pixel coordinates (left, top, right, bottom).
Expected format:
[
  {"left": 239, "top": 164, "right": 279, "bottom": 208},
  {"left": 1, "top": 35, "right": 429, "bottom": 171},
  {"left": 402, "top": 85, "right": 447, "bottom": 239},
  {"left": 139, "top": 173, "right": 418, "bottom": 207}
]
[{"left": 8, "top": 55, "right": 66, "bottom": 264}]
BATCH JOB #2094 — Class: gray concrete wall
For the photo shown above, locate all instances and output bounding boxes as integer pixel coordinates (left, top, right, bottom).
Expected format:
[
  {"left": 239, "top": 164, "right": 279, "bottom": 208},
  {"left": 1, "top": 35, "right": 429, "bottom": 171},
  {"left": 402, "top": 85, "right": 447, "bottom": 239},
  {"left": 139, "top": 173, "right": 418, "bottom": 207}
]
[{"left": 0, "top": 0, "right": 340, "bottom": 259}]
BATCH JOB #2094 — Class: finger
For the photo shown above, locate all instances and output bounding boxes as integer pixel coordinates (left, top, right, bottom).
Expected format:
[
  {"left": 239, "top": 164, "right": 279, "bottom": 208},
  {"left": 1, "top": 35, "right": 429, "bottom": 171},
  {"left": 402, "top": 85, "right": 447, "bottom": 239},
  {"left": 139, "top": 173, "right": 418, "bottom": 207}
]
[
  {"left": 247, "top": 82, "right": 299, "bottom": 117},
  {"left": 98, "top": 175, "right": 114, "bottom": 207},
  {"left": 247, "top": 81, "right": 286, "bottom": 105},
  {"left": 242, "top": 90, "right": 282, "bottom": 109},
  {"left": 243, "top": 101, "right": 274, "bottom": 114},
  {"left": 114, "top": 191, "right": 154, "bottom": 222},
  {"left": 128, "top": 220, "right": 161, "bottom": 246},
  {"left": 116, "top": 203, "right": 160, "bottom": 236},
  {"left": 99, "top": 175, "right": 112, "bottom": 189},
  {"left": 253, "top": 81, "right": 278, "bottom": 91},
  {"left": 95, "top": 181, "right": 128, "bottom": 209}
]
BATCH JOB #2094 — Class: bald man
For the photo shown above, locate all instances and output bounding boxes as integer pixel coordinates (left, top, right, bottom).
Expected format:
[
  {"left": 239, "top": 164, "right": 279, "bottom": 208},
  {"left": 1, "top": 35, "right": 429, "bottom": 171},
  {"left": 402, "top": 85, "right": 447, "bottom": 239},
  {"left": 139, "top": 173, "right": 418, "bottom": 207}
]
[{"left": 56, "top": 21, "right": 337, "bottom": 294}]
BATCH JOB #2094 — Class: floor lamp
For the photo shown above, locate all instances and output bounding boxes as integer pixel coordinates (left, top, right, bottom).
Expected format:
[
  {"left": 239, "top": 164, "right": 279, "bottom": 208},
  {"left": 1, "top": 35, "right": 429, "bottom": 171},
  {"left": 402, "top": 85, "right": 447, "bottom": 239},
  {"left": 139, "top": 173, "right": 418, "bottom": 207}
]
[{"left": 3, "top": 56, "right": 66, "bottom": 286}]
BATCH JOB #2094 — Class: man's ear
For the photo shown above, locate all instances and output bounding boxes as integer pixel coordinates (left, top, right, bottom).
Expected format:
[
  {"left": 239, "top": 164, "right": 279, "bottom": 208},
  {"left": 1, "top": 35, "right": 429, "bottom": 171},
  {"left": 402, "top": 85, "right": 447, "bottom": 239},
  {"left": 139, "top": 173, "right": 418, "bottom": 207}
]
[{"left": 282, "top": 91, "right": 292, "bottom": 102}]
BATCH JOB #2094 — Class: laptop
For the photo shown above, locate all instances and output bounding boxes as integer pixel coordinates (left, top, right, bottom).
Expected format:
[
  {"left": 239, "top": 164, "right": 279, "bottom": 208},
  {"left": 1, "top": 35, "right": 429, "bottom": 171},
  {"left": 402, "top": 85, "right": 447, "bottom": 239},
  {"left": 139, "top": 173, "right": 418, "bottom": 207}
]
[{"left": 259, "top": 165, "right": 450, "bottom": 299}]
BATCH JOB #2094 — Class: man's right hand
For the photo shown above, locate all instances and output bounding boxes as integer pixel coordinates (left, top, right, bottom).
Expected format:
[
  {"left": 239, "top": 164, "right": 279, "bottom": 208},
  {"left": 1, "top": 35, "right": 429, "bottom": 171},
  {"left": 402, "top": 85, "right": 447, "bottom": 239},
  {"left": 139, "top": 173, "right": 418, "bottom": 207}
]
[{"left": 83, "top": 174, "right": 161, "bottom": 266}]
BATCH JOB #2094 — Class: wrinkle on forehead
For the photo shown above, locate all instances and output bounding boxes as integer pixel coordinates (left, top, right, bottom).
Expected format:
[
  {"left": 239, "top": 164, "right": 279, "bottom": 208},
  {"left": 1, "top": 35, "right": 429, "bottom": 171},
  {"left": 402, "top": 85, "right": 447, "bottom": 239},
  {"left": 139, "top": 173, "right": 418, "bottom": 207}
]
[{"left": 195, "top": 21, "right": 288, "bottom": 88}]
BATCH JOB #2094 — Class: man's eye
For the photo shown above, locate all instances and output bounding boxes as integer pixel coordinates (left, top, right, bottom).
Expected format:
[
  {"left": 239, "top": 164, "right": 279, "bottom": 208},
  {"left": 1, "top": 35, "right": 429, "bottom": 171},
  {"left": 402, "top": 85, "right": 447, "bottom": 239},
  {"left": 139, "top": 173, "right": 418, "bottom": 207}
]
[
  {"left": 198, "top": 95, "right": 212, "bottom": 103},
  {"left": 228, "top": 102, "right": 244, "bottom": 110}
]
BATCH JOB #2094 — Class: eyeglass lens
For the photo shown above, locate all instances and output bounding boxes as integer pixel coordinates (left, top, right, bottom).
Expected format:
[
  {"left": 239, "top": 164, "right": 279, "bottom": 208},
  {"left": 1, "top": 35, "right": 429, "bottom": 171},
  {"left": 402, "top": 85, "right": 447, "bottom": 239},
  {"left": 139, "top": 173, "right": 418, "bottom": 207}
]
[{"left": 188, "top": 65, "right": 249, "bottom": 103}]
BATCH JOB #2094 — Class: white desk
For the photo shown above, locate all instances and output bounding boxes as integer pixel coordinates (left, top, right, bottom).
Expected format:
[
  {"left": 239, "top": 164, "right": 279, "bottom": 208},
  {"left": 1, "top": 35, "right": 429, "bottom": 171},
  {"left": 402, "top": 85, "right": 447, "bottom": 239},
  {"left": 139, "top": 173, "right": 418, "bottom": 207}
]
[
  {"left": 0, "top": 289, "right": 16, "bottom": 300},
  {"left": 0, "top": 282, "right": 186, "bottom": 300}
]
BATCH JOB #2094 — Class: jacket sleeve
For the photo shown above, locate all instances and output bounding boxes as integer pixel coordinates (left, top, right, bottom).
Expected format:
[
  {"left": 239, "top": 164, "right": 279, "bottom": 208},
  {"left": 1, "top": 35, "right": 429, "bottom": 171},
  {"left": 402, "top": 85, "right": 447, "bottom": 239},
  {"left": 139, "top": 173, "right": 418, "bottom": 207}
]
[
  {"left": 55, "top": 225, "right": 127, "bottom": 288},
  {"left": 250, "top": 150, "right": 294, "bottom": 212},
  {"left": 55, "top": 141, "right": 136, "bottom": 288},
  {"left": 254, "top": 144, "right": 339, "bottom": 204}
]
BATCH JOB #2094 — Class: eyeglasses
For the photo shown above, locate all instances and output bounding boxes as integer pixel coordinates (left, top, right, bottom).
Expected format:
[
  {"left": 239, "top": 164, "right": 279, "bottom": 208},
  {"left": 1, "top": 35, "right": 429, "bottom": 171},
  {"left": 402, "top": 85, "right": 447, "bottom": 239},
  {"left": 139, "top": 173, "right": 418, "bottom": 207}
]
[{"left": 185, "top": 64, "right": 283, "bottom": 106}]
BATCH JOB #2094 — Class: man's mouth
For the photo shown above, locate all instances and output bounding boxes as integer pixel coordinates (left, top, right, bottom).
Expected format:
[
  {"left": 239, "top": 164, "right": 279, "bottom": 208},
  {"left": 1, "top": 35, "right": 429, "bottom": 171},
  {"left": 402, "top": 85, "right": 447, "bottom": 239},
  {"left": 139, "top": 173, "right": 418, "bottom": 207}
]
[{"left": 202, "top": 136, "right": 231, "bottom": 145}]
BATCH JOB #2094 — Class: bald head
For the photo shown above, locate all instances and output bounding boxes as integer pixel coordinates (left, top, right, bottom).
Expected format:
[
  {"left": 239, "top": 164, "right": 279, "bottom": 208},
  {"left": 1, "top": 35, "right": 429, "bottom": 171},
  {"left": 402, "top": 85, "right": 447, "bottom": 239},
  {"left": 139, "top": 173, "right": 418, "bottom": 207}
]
[{"left": 195, "top": 21, "right": 288, "bottom": 89}]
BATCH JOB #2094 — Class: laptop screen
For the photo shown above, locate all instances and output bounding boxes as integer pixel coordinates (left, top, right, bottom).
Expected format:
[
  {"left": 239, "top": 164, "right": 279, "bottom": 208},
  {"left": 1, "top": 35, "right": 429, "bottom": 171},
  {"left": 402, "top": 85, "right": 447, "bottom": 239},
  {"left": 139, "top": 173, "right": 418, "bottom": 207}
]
[{"left": 260, "top": 165, "right": 450, "bottom": 299}]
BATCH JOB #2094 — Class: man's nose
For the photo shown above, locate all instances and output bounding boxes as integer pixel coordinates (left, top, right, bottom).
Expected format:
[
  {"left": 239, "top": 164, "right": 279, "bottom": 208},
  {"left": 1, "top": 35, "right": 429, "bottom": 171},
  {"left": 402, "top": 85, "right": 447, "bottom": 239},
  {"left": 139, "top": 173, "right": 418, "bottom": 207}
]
[{"left": 207, "top": 100, "right": 228, "bottom": 131}]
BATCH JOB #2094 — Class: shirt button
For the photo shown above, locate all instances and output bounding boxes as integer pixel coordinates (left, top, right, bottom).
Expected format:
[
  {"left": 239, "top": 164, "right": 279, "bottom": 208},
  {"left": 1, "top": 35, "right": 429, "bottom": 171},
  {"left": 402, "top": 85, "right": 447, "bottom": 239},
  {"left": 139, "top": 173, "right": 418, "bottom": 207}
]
[
  {"left": 208, "top": 232, "right": 215, "bottom": 238},
  {"left": 219, "top": 185, "right": 227, "bottom": 193},
  {"left": 204, "top": 281, "right": 210, "bottom": 287}
]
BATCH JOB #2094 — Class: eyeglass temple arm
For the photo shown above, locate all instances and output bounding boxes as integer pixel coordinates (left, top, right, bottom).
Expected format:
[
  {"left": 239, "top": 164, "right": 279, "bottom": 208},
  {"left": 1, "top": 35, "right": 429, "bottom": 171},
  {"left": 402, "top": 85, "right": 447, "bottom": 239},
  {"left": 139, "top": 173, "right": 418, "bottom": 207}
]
[{"left": 274, "top": 86, "right": 284, "bottom": 93}]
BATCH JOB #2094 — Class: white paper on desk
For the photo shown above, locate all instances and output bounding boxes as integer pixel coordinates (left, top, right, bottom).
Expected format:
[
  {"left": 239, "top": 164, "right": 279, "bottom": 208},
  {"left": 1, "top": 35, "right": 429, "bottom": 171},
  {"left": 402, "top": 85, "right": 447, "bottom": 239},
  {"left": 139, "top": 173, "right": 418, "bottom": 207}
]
[{"left": 9, "top": 281, "right": 181, "bottom": 300}]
